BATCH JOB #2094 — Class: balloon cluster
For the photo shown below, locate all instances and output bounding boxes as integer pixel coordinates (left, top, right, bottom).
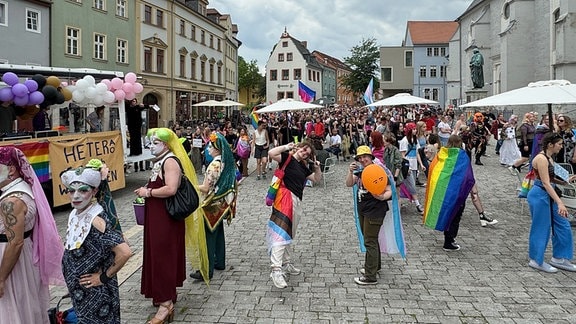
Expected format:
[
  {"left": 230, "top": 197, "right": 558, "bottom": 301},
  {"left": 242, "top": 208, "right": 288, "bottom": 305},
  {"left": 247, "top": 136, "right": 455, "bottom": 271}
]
[
  {"left": 65, "top": 72, "right": 143, "bottom": 106},
  {"left": 0, "top": 72, "right": 73, "bottom": 107}
]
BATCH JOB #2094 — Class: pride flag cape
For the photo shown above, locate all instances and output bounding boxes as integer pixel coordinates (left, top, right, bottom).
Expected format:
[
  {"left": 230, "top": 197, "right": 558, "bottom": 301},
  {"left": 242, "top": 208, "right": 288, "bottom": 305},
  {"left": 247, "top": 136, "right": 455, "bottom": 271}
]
[
  {"left": 4, "top": 141, "right": 50, "bottom": 183},
  {"left": 423, "top": 147, "right": 475, "bottom": 231},
  {"left": 298, "top": 80, "right": 315, "bottom": 103},
  {"left": 352, "top": 165, "right": 406, "bottom": 258},
  {"left": 250, "top": 107, "right": 259, "bottom": 128}
]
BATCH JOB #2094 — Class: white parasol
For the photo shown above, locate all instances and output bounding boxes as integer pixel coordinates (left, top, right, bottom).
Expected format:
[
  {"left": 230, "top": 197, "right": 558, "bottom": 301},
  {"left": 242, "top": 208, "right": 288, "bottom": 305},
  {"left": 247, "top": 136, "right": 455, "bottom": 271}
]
[
  {"left": 255, "top": 98, "right": 322, "bottom": 113},
  {"left": 366, "top": 93, "right": 439, "bottom": 107}
]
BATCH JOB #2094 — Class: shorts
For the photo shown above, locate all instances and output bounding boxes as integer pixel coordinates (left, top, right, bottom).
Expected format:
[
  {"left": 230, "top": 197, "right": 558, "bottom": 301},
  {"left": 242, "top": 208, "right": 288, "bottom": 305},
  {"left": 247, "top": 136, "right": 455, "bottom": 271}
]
[
  {"left": 254, "top": 144, "right": 269, "bottom": 159},
  {"left": 519, "top": 140, "right": 533, "bottom": 158}
]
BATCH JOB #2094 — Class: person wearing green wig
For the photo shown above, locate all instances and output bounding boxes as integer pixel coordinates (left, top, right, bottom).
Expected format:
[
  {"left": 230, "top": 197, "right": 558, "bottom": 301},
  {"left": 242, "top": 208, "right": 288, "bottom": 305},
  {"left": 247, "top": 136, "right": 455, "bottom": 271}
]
[
  {"left": 189, "top": 132, "right": 238, "bottom": 281},
  {"left": 134, "top": 128, "right": 208, "bottom": 323}
]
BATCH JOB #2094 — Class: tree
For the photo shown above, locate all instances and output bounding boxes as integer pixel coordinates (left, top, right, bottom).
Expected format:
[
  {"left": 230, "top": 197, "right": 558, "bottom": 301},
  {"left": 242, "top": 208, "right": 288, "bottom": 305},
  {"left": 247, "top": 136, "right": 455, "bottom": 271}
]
[
  {"left": 341, "top": 38, "right": 380, "bottom": 100},
  {"left": 238, "top": 56, "right": 264, "bottom": 107}
]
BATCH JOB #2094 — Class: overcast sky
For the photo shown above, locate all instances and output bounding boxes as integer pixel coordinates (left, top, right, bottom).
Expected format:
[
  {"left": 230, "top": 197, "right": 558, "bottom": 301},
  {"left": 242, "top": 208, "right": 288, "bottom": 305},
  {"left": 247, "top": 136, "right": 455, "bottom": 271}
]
[{"left": 209, "top": 0, "right": 473, "bottom": 73}]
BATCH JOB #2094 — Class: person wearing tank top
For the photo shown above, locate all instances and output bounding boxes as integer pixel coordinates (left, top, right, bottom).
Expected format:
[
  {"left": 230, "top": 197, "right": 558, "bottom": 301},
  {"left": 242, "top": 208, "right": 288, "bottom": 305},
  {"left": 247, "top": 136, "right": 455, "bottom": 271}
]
[
  {"left": 253, "top": 121, "right": 270, "bottom": 180},
  {"left": 527, "top": 132, "right": 576, "bottom": 273}
]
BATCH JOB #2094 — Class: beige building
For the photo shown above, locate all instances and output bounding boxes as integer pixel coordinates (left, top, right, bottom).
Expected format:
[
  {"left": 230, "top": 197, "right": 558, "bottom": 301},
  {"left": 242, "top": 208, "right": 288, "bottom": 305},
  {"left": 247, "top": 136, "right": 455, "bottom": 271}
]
[{"left": 379, "top": 46, "right": 415, "bottom": 98}]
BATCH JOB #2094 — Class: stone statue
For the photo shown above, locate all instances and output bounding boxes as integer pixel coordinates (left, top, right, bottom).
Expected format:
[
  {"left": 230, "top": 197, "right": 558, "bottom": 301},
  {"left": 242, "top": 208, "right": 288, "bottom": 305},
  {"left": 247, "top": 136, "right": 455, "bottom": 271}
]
[{"left": 470, "top": 48, "right": 484, "bottom": 89}]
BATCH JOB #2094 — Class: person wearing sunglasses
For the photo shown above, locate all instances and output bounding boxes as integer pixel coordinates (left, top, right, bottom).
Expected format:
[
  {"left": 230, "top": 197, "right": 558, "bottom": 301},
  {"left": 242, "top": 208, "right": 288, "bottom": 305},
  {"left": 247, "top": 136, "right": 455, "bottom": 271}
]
[{"left": 555, "top": 115, "right": 576, "bottom": 173}]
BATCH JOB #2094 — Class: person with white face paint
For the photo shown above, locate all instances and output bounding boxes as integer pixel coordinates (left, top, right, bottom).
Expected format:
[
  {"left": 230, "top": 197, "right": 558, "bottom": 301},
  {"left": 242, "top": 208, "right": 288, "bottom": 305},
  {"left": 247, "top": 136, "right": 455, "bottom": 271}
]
[
  {"left": 60, "top": 167, "right": 131, "bottom": 323},
  {"left": 0, "top": 147, "right": 64, "bottom": 323},
  {"left": 134, "top": 128, "right": 208, "bottom": 324}
]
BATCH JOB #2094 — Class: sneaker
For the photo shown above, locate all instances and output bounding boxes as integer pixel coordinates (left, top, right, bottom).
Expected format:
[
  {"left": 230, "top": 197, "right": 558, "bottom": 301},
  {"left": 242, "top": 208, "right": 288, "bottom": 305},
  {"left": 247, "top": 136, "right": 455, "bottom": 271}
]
[
  {"left": 549, "top": 258, "right": 576, "bottom": 272},
  {"left": 416, "top": 205, "right": 424, "bottom": 214},
  {"left": 528, "top": 260, "right": 558, "bottom": 273},
  {"left": 443, "top": 243, "right": 461, "bottom": 251},
  {"left": 262, "top": 173, "right": 267, "bottom": 179},
  {"left": 508, "top": 166, "right": 518, "bottom": 175},
  {"left": 283, "top": 263, "right": 301, "bottom": 275},
  {"left": 270, "top": 270, "right": 287, "bottom": 288},
  {"left": 256, "top": 175, "right": 261, "bottom": 180},
  {"left": 479, "top": 213, "right": 498, "bottom": 227},
  {"left": 189, "top": 270, "right": 213, "bottom": 280},
  {"left": 359, "top": 268, "right": 381, "bottom": 275},
  {"left": 354, "top": 276, "right": 377, "bottom": 285}
]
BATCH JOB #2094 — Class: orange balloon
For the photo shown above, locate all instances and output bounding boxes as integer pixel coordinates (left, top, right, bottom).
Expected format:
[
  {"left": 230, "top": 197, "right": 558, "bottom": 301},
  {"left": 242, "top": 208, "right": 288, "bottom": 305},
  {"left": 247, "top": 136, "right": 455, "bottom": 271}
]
[
  {"left": 361, "top": 164, "right": 388, "bottom": 195},
  {"left": 61, "top": 88, "right": 72, "bottom": 101},
  {"left": 46, "top": 76, "right": 61, "bottom": 88}
]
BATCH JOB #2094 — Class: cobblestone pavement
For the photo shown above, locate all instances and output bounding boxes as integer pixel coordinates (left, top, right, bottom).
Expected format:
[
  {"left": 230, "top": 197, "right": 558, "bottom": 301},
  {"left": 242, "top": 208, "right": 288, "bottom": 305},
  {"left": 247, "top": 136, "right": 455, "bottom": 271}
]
[{"left": 49, "top": 147, "right": 576, "bottom": 323}]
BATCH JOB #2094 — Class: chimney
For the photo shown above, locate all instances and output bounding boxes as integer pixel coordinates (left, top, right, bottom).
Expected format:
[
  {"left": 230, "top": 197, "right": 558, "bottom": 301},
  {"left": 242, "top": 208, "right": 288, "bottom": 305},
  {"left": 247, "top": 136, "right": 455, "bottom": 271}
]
[{"left": 301, "top": 41, "right": 307, "bottom": 48}]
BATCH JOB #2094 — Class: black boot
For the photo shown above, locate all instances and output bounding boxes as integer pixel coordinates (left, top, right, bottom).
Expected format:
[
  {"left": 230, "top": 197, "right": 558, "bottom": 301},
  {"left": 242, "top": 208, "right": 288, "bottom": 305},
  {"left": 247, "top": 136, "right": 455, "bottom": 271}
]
[{"left": 475, "top": 159, "right": 483, "bottom": 165}]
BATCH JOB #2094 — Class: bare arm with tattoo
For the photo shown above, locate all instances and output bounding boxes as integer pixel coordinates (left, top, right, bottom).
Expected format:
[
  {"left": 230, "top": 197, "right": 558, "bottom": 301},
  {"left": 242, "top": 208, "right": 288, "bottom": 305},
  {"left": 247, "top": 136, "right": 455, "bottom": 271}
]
[{"left": 0, "top": 197, "right": 27, "bottom": 298}]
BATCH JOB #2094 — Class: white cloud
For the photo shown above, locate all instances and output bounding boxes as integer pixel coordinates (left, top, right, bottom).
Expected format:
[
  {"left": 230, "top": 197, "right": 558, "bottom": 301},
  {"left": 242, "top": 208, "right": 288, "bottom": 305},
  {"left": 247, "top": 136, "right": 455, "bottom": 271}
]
[{"left": 209, "top": 0, "right": 472, "bottom": 72}]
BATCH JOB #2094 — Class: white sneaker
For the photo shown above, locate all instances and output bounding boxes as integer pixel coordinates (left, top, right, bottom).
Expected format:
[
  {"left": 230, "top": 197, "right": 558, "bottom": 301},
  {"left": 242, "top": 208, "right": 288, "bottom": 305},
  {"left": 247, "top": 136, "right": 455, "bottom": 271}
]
[
  {"left": 550, "top": 258, "right": 576, "bottom": 272},
  {"left": 508, "top": 166, "right": 518, "bottom": 175},
  {"left": 528, "top": 260, "right": 558, "bottom": 273},
  {"left": 283, "top": 263, "right": 301, "bottom": 275},
  {"left": 270, "top": 270, "right": 287, "bottom": 288}
]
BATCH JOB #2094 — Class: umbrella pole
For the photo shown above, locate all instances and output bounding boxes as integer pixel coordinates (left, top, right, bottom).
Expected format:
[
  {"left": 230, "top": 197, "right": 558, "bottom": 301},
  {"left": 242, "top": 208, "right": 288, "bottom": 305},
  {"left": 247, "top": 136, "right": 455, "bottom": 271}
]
[{"left": 548, "top": 103, "right": 553, "bottom": 130}]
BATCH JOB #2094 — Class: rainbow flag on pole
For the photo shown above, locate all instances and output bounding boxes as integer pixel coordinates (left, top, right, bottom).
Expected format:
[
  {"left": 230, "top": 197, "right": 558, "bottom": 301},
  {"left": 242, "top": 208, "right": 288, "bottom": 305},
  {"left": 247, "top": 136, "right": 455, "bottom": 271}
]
[
  {"left": 5, "top": 141, "right": 50, "bottom": 182},
  {"left": 250, "top": 107, "right": 259, "bottom": 128},
  {"left": 423, "top": 147, "right": 475, "bottom": 231},
  {"left": 298, "top": 80, "right": 315, "bottom": 103}
]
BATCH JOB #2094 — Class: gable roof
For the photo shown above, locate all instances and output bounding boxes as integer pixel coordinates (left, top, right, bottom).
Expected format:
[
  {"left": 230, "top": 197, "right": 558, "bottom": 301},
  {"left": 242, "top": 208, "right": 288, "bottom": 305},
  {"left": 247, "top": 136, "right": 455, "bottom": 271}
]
[
  {"left": 457, "top": 0, "right": 487, "bottom": 20},
  {"left": 311, "top": 50, "right": 351, "bottom": 72},
  {"left": 407, "top": 21, "right": 459, "bottom": 45}
]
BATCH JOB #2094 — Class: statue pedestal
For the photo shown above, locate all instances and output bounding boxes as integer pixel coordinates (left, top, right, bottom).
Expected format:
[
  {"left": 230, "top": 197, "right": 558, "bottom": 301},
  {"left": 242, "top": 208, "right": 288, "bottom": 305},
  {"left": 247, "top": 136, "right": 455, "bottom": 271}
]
[{"left": 465, "top": 89, "right": 488, "bottom": 107}]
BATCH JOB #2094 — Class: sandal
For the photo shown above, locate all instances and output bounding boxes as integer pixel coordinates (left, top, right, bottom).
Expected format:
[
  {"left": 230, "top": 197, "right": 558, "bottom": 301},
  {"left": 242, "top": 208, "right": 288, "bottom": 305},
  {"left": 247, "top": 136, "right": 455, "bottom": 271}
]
[{"left": 146, "top": 302, "right": 174, "bottom": 324}]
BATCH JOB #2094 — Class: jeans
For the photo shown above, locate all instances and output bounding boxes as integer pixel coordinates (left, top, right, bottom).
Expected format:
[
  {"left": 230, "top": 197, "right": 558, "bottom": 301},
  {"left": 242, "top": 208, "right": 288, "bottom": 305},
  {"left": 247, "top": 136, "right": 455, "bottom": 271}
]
[{"left": 359, "top": 213, "right": 384, "bottom": 280}]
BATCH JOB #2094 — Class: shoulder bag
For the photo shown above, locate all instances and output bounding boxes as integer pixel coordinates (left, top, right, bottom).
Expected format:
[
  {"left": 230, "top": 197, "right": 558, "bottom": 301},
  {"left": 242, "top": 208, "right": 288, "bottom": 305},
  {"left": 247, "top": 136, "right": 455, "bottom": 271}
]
[
  {"left": 162, "top": 156, "right": 200, "bottom": 221},
  {"left": 265, "top": 154, "right": 292, "bottom": 206}
]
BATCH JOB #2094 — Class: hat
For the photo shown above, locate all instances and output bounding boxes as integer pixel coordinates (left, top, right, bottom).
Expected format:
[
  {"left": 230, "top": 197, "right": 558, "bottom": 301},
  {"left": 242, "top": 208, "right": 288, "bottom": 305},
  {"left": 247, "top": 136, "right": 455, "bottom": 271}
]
[
  {"left": 61, "top": 167, "right": 101, "bottom": 188},
  {"left": 354, "top": 146, "right": 374, "bottom": 160}
]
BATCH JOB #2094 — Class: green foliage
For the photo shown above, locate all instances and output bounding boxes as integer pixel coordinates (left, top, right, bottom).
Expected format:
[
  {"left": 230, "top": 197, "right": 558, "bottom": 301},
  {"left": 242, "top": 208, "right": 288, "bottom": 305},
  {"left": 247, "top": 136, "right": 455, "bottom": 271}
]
[
  {"left": 238, "top": 56, "right": 261, "bottom": 91},
  {"left": 341, "top": 38, "right": 380, "bottom": 96}
]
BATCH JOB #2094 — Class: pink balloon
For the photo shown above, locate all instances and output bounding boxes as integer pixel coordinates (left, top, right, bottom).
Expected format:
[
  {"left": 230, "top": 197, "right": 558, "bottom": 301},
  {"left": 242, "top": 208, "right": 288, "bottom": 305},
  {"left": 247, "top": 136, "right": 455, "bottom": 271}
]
[
  {"left": 29, "top": 91, "right": 45, "bottom": 105},
  {"left": 13, "top": 95, "right": 29, "bottom": 107},
  {"left": 111, "top": 78, "right": 123, "bottom": 90},
  {"left": 102, "top": 79, "right": 112, "bottom": 90},
  {"left": 0, "top": 87, "right": 14, "bottom": 101},
  {"left": 60, "top": 81, "right": 68, "bottom": 87},
  {"left": 125, "top": 92, "right": 136, "bottom": 100},
  {"left": 133, "top": 82, "right": 144, "bottom": 94},
  {"left": 125, "top": 72, "right": 137, "bottom": 84},
  {"left": 122, "top": 82, "right": 133, "bottom": 94},
  {"left": 114, "top": 89, "right": 126, "bottom": 101}
]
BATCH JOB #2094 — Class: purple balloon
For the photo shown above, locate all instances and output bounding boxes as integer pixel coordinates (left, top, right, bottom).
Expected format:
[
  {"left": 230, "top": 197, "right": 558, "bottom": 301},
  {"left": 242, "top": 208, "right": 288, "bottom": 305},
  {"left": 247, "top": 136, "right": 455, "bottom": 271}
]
[
  {"left": 13, "top": 95, "right": 29, "bottom": 107},
  {"left": 28, "top": 91, "right": 45, "bottom": 105},
  {"left": 2, "top": 72, "right": 19, "bottom": 86},
  {"left": 11, "top": 83, "right": 28, "bottom": 97},
  {"left": 24, "top": 79, "right": 39, "bottom": 93},
  {"left": 0, "top": 87, "right": 14, "bottom": 102}
]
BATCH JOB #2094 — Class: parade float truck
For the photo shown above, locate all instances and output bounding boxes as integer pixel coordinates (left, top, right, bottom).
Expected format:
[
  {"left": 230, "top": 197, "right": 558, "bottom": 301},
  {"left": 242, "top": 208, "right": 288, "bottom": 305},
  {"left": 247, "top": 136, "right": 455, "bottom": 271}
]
[{"left": 0, "top": 64, "right": 152, "bottom": 207}]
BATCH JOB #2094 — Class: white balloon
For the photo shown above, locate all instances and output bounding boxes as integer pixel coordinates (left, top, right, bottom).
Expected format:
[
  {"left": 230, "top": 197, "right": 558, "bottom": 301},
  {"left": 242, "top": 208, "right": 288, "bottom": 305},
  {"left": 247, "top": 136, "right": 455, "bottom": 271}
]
[
  {"left": 66, "top": 85, "right": 77, "bottom": 93},
  {"left": 85, "top": 87, "right": 97, "bottom": 99},
  {"left": 76, "top": 79, "right": 89, "bottom": 90},
  {"left": 72, "top": 90, "right": 85, "bottom": 102},
  {"left": 103, "top": 91, "right": 115, "bottom": 103},
  {"left": 83, "top": 75, "right": 96, "bottom": 86},
  {"left": 93, "top": 96, "right": 105, "bottom": 106},
  {"left": 95, "top": 82, "right": 108, "bottom": 94}
]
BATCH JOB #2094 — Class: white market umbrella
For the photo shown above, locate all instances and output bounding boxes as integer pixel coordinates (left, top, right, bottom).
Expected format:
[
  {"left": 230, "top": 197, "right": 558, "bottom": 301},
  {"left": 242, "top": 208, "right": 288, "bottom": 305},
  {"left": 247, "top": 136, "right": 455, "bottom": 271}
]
[
  {"left": 192, "top": 99, "right": 222, "bottom": 106},
  {"left": 255, "top": 98, "right": 322, "bottom": 113},
  {"left": 460, "top": 80, "right": 576, "bottom": 128},
  {"left": 367, "top": 93, "right": 438, "bottom": 107},
  {"left": 220, "top": 99, "right": 244, "bottom": 106}
]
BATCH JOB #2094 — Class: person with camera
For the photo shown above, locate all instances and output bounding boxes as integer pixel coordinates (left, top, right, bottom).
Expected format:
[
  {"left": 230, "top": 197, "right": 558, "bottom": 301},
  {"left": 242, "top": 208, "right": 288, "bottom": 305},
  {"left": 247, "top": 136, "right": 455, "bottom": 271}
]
[{"left": 266, "top": 141, "right": 321, "bottom": 289}]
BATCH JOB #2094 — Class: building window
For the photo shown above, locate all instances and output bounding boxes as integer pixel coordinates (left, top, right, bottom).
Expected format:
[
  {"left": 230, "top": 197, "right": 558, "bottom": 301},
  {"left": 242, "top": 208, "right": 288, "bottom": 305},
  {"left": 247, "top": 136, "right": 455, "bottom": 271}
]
[
  {"left": 404, "top": 50, "right": 413, "bottom": 67},
  {"left": 180, "top": 20, "right": 185, "bottom": 36},
  {"left": 433, "top": 47, "right": 439, "bottom": 56},
  {"left": 200, "top": 30, "right": 205, "bottom": 44},
  {"left": 144, "top": 5, "right": 151, "bottom": 24},
  {"left": 209, "top": 34, "right": 214, "bottom": 48},
  {"left": 0, "top": 1, "right": 7, "bottom": 26},
  {"left": 26, "top": 9, "right": 40, "bottom": 33},
  {"left": 382, "top": 67, "right": 392, "bottom": 82},
  {"left": 432, "top": 88, "right": 439, "bottom": 101},
  {"left": 217, "top": 66, "right": 222, "bottom": 84},
  {"left": 426, "top": 48, "right": 432, "bottom": 56},
  {"left": 424, "top": 88, "right": 430, "bottom": 99},
  {"left": 156, "top": 49, "right": 164, "bottom": 73},
  {"left": 308, "top": 70, "right": 312, "bottom": 81},
  {"left": 66, "top": 27, "right": 81, "bottom": 56},
  {"left": 430, "top": 65, "right": 437, "bottom": 77},
  {"left": 419, "top": 65, "right": 426, "bottom": 78},
  {"left": 286, "top": 91, "right": 294, "bottom": 99},
  {"left": 116, "top": 0, "right": 126, "bottom": 17},
  {"left": 277, "top": 92, "right": 284, "bottom": 100},
  {"left": 282, "top": 41, "right": 288, "bottom": 47},
  {"left": 440, "top": 65, "right": 446, "bottom": 78},
  {"left": 156, "top": 9, "right": 163, "bottom": 27},
  {"left": 217, "top": 39, "right": 221, "bottom": 51},
  {"left": 294, "top": 68, "right": 301, "bottom": 80},
  {"left": 200, "top": 61, "right": 205, "bottom": 81},
  {"left": 144, "top": 46, "right": 152, "bottom": 71},
  {"left": 93, "top": 33, "right": 106, "bottom": 60},
  {"left": 270, "top": 70, "right": 277, "bottom": 81},
  {"left": 190, "top": 57, "right": 196, "bottom": 80},
  {"left": 116, "top": 39, "right": 127, "bottom": 63},
  {"left": 287, "top": 53, "right": 293, "bottom": 61},
  {"left": 190, "top": 25, "right": 196, "bottom": 41},
  {"left": 209, "top": 63, "right": 214, "bottom": 83},
  {"left": 503, "top": 2, "right": 510, "bottom": 19},
  {"left": 282, "top": 69, "right": 289, "bottom": 80},
  {"left": 179, "top": 54, "right": 185, "bottom": 77},
  {"left": 441, "top": 47, "right": 446, "bottom": 57},
  {"left": 93, "top": 0, "right": 105, "bottom": 10},
  {"left": 278, "top": 53, "right": 284, "bottom": 62}
]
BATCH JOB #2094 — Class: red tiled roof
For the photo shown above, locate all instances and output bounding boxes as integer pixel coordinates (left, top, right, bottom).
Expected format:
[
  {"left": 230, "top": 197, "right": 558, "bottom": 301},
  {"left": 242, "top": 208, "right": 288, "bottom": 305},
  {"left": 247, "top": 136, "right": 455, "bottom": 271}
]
[{"left": 408, "top": 21, "right": 458, "bottom": 45}]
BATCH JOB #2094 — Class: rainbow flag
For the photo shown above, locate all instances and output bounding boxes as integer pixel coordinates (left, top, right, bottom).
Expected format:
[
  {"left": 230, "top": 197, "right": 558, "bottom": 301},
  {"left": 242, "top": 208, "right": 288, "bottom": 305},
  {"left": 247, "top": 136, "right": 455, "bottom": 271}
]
[
  {"left": 5, "top": 142, "right": 50, "bottom": 183},
  {"left": 423, "top": 147, "right": 475, "bottom": 231},
  {"left": 298, "top": 80, "right": 315, "bottom": 103},
  {"left": 250, "top": 108, "right": 259, "bottom": 128}
]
